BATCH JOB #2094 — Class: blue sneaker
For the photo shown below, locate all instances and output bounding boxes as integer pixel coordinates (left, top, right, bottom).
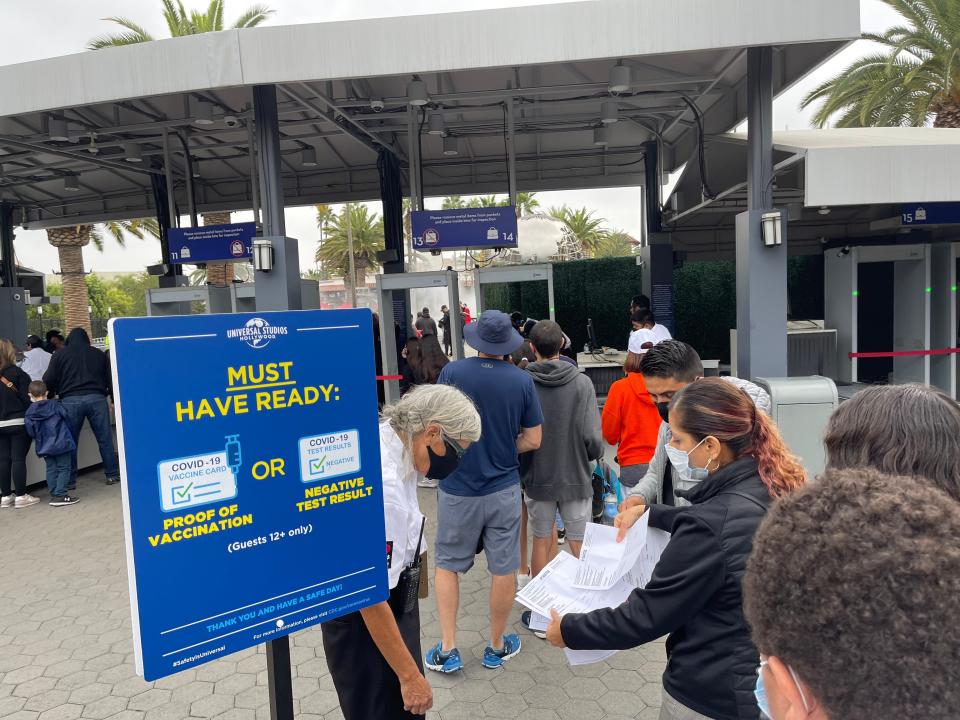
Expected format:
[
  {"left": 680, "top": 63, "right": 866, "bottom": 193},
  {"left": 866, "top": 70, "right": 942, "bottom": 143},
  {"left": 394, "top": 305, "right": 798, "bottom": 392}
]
[
  {"left": 424, "top": 643, "right": 463, "bottom": 673},
  {"left": 482, "top": 633, "right": 522, "bottom": 669}
]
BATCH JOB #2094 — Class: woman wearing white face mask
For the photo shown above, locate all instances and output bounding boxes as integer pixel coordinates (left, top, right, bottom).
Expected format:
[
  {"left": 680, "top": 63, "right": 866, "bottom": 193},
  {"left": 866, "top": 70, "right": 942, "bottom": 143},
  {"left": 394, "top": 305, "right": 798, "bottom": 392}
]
[
  {"left": 545, "top": 378, "right": 806, "bottom": 720},
  {"left": 322, "top": 384, "right": 481, "bottom": 720}
]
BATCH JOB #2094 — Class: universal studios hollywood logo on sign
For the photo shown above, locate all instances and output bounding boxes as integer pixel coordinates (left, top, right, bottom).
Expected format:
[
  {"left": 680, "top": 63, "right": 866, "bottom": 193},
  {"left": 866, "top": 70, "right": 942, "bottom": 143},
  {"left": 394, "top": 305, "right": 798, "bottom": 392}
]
[{"left": 227, "top": 317, "right": 289, "bottom": 349}]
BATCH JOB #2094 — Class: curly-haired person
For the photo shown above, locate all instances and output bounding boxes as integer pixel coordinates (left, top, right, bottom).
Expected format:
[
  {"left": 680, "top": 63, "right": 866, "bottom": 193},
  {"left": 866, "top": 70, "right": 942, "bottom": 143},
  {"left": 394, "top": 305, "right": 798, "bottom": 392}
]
[{"left": 744, "top": 468, "right": 960, "bottom": 720}]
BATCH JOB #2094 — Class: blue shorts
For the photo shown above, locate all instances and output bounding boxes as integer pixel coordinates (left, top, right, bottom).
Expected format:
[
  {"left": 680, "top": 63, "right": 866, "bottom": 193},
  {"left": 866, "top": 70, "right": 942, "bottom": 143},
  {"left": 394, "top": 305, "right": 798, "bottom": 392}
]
[{"left": 435, "top": 485, "right": 521, "bottom": 576}]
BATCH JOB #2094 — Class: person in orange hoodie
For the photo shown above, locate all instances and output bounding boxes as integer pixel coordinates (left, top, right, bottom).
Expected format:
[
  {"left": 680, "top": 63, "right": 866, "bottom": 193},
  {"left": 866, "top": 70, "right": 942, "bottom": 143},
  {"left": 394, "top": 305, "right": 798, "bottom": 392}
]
[{"left": 602, "top": 329, "right": 662, "bottom": 490}]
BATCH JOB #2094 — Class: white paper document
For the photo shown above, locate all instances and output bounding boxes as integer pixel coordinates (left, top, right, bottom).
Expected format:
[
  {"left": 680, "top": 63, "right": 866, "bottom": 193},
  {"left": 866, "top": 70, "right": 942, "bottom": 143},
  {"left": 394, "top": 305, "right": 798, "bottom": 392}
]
[
  {"left": 623, "top": 527, "right": 671, "bottom": 589},
  {"left": 516, "top": 552, "right": 634, "bottom": 666},
  {"left": 515, "top": 517, "right": 670, "bottom": 666},
  {"left": 517, "top": 552, "right": 634, "bottom": 618},
  {"left": 574, "top": 513, "right": 651, "bottom": 590}
]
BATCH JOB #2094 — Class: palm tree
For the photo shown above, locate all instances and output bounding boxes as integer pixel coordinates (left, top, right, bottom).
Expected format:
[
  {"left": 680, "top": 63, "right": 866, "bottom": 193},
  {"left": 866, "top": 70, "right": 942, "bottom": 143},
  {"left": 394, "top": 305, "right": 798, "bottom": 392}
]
[
  {"left": 315, "top": 203, "right": 334, "bottom": 233},
  {"left": 45, "top": 219, "right": 162, "bottom": 335},
  {"left": 316, "top": 204, "right": 385, "bottom": 291},
  {"left": 88, "top": 1, "right": 274, "bottom": 49},
  {"left": 467, "top": 195, "right": 505, "bottom": 208},
  {"left": 89, "top": 218, "right": 161, "bottom": 251},
  {"left": 548, "top": 205, "right": 607, "bottom": 255},
  {"left": 190, "top": 262, "right": 253, "bottom": 286},
  {"left": 46, "top": 227, "right": 94, "bottom": 336},
  {"left": 441, "top": 196, "right": 466, "bottom": 210},
  {"left": 199, "top": 212, "right": 236, "bottom": 284},
  {"left": 594, "top": 229, "right": 638, "bottom": 258},
  {"left": 515, "top": 192, "right": 540, "bottom": 218},
  {"left": 801, "top": 0, "right": 960, "bottom": 127}
]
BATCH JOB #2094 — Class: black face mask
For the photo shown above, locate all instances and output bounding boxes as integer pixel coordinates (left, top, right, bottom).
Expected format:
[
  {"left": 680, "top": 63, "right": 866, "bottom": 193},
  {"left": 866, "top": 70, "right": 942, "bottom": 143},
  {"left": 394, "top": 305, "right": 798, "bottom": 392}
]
[
  {"left": 656, "top": 402, "right": 671, "bottom": 423},
  {"left": 426, "top": 437, "right": 463, "bottom": 480}
]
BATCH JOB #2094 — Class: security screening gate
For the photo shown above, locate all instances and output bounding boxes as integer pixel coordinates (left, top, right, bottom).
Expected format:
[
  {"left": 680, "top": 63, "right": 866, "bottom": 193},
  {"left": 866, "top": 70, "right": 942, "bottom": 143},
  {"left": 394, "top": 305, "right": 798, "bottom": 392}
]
[
  {"left": 930, "top": 242, "right": 960, "bottom": 399},
  {"left": 473, "top": 263, "right": 556, "bottom": 321},
  {"left": 377, "top": 270, "right": 464, "bottom": 404},
  {"left": 826, "top": 243, "right": 933, "bottom": 386}
]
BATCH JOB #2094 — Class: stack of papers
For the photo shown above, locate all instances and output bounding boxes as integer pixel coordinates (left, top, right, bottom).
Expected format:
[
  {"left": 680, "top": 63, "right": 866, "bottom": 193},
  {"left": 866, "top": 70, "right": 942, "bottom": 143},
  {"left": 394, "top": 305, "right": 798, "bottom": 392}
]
[{"left": 516, "top": 516, "right": 670, "bottom": 665}]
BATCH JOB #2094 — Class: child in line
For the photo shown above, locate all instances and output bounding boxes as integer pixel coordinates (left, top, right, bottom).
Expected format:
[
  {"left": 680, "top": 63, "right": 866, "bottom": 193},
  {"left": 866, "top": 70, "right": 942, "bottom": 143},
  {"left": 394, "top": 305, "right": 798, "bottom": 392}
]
[{"left": 24, "top": 380, "right": 78, "bottom": 507}]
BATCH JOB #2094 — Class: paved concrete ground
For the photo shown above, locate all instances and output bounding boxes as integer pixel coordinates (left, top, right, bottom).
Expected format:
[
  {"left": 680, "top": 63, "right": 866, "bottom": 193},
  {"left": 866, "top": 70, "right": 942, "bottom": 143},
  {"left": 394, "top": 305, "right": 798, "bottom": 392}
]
[{"left": 0, "top": 470, "right": 667, "bottom": 720}]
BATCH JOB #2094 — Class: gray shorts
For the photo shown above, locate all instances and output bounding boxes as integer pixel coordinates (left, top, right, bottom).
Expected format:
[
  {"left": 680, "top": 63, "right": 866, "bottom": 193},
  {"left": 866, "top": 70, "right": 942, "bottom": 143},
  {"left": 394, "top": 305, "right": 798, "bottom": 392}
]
[
  {"left": 435, "top": 485, "right": 521, "bottom": 576},
  {"left": 524, "top": 496, "right": 590, "bottom": 541}
]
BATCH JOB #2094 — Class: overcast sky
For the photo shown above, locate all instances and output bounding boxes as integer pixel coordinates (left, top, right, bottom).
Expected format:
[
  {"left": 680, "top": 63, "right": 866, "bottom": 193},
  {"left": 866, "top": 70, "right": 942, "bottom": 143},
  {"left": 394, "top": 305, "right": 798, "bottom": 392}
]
[{"left": 2, "top": 0, "right": 900, "bottom": 275}]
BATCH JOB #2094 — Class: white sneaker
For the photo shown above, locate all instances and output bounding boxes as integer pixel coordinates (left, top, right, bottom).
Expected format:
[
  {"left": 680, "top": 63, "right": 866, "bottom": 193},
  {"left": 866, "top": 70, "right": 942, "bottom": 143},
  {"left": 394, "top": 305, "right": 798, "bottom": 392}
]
[
  {"left": 0, "top": 495, "right": 13, "bottom": 508},
  {"left": 517, "top": 573, "right": 532, "bottom": 590},
  {"left": 417, "top": 477, "right": 439, "bottom": 489},
  {"left": 14, "top": 495, "right": 39, "bottom": 509}
]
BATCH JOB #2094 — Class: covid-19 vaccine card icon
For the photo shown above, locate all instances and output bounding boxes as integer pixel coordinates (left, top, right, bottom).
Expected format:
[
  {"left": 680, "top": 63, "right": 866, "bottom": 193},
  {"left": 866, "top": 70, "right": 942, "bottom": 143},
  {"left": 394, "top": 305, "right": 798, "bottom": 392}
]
[
  {"left": 298, "top": 430, "right": 360, "bottom": 483},
  {"left": 157, "top": 435, "right": 241, "bottom": 512}
]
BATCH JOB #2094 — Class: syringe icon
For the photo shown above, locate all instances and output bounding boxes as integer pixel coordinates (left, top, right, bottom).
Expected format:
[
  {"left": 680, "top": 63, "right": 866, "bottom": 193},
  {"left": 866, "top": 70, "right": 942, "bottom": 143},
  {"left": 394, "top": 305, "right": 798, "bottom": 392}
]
[{"left": 225, "top": 435, "right": 242, "bottom": 478}]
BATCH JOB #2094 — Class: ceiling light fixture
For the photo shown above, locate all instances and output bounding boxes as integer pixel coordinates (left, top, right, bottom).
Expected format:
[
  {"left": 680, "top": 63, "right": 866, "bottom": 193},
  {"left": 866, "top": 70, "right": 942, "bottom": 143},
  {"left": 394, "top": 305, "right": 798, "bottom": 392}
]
[
  {"left": 593, "top": 127, "right": 609, "bottom": 146},
  {"left": 427, "top": 112, "right": 445, "bottom": 135},
  {"left": 193, "top": 99, "right": 215, "bottom": 125},
  {"left": 601, "top": 101, "right": 619, "bottom": 124},
  {"left": 407, "top": 78, "right": 429, "bottom": 106},
  {"left": 443, "top": 136, "right": 459, "bottom": 156},
  {"left": 48, "top": 117, "right": 69, "bottom": 142},
  {"left": 124, "top": 142, "right": 143, "bottom": 163},
  {"left": 608, "top": 62, "right": 631, "bottom": 94},
  {"left": 302, "top": 147, "right": 318, "bottom": 167},
  {"left": 64, "top": 174, "right": 80, "bottom": 192}
]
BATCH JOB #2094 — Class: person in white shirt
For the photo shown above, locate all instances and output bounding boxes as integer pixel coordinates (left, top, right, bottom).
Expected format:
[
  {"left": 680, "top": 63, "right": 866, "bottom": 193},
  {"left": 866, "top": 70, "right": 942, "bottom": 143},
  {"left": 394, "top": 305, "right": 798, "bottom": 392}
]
[
  {"left": 20, "top": 336, "right": 51, "bottom": 381},
  {"left": 631, "top": 308, "right": 672, "bottom": 345},
  {"left": 321, "top": 384, "right": 481, "bottom": 720}
]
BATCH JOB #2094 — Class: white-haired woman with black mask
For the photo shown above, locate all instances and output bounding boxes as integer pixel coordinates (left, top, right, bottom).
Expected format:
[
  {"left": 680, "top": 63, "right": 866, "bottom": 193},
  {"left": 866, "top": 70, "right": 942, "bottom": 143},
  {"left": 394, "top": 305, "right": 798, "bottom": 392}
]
[{"left": 322, "top": 384, "right": 481, "bottom": 720}]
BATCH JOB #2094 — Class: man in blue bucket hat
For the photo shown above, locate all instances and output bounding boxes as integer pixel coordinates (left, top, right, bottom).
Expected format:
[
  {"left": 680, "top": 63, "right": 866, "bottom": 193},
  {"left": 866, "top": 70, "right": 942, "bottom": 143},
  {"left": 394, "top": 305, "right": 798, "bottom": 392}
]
[{"left": 425, "top": 310, "right": 544, "bottom": 673}]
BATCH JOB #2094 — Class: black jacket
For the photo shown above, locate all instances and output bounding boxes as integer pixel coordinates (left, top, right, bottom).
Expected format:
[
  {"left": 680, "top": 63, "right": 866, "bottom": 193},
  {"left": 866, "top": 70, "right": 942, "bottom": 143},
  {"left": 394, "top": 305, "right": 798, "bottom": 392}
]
[
  {"left": 561, "top": 456, "right": 770, "bottom": 720},
  {"left": 0, "top": 365, "right": 31, "bottom": 422},
  {"left": 43, "top": 328, "right": 112, "bottom": 399}
]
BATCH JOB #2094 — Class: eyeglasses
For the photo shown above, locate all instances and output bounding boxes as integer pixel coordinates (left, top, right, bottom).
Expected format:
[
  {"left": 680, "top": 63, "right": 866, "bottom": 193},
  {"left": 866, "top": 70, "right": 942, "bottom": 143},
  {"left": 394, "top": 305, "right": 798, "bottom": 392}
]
[{"left": 442, "top": 433, "right": 468, "bottom": 459}]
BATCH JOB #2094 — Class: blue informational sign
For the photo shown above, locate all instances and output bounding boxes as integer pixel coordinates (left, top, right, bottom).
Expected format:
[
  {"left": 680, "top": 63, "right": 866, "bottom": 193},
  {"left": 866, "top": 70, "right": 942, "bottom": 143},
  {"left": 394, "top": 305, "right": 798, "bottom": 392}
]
[
  {"left": 901, "top": 203, "right": 960, "bottom": 225},
  {"left": 411, "top": 206, "right": 518, "bottom": 251},
  {"left": 110, "top": 309, "right": 388, "bottom": 681},
  {"left": 167, "top": 222, "right": 257, "bottom": 263}
]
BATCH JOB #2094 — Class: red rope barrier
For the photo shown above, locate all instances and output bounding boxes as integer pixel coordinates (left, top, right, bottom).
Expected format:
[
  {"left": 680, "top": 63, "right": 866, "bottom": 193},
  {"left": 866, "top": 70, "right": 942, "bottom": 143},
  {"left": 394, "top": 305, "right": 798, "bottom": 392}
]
[
  {"left": 849, "top": 348, "right": 960, "bottom": 359},
  {"left": 376, "top": 375, "right": 404, "bottom": 381}
]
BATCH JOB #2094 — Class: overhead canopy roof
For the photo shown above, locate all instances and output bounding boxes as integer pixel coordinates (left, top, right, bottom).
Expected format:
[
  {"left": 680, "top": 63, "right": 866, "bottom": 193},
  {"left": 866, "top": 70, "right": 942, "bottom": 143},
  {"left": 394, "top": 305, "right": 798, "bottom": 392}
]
[
  {"left": 0, "top": 0, "right": 859, "bottom": 229},
  {"left": 667, "top": 128, "right": 960, "bottom": 258}
]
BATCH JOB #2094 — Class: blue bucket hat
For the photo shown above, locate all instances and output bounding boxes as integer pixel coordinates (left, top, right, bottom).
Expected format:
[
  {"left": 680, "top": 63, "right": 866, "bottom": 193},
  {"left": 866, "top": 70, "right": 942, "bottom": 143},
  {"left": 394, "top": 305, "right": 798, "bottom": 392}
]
[{"left": 463, "top": 310, "right": 524, "bottom": 356}]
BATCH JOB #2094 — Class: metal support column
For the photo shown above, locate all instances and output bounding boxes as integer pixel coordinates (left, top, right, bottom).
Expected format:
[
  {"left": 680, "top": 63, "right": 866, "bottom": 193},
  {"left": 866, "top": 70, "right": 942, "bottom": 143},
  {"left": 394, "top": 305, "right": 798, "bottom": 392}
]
[
  {"left": 179, "top": 131, "right": 198, "bottom": 227},
  {"left": 161, "top": 130, "right": 177, "bottom": 229},
  {"left": 0, "top": 202, "right": 16, "bottom": 289},
  {"left": 253, "top": 84, "right": 300, "bottom": 312},
  {"left": 160, "top": 129, "right": 184, "bottom": 286},
  {"left": 506, "top": 97, "right": 517, "bottom": 207},
  {"left": 735, "top": 46, "right": 787, "bottom": 379},
  {"left": 640, "top": 140, "right": 674, "bottom": 334},
  {"left": 246, "top": 122, "right": 262, "bottom": 227}
]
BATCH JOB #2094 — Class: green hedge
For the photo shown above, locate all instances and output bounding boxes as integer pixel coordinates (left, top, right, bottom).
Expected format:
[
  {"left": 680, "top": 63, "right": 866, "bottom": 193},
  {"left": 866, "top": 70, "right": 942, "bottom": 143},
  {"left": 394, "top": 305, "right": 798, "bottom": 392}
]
[
  {"left": 482, "top": 255, "right": 824, "bottom": 362},
  {"left": 674, "top": 255, "right": 825, "bottom": 362},
  {"left": 482, "top": 257, "right": 642, "bottom": 352}
]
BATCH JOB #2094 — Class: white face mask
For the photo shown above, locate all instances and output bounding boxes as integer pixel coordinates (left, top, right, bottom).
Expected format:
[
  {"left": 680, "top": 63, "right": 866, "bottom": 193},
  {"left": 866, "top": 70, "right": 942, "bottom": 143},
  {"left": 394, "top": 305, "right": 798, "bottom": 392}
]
[{"left": 666, "top": 438, "right": 712, "bottom": 491}]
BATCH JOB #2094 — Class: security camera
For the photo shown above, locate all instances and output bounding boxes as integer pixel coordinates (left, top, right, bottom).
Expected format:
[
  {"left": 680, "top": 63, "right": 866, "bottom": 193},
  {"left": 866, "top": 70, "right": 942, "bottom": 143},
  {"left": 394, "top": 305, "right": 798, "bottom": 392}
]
[
  {"left": 370, "top": 99, "right": 385, "bottom": 113},
  {"left": 223, "top": 115, "right": 241, "bottom": 128}
]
